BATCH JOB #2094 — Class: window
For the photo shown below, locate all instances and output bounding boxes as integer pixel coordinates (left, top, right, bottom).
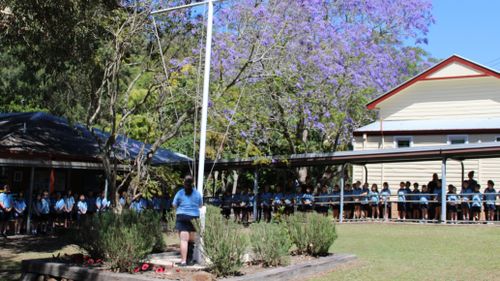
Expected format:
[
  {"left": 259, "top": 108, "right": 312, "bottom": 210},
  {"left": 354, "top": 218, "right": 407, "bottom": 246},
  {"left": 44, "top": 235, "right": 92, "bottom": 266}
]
[
  {"left": 394, "top": 136, "right": 413, "bottom": 148},
  {"left": 495, "top": 136, "right": 500, "bottom": 142},
  {"left": 447, "top": 135, "right": 468, "bottom": 145}
]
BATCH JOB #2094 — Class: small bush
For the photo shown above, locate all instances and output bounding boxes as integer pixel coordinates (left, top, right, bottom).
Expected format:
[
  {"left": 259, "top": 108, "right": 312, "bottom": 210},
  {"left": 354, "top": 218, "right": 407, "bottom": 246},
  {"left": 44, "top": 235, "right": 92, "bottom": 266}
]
[
  {"left": 199, "top": 205, "right": 247, "bottom": 276},
  {"left": 76, "top": 210, "right": 164, "bottom": 272},
  {"left": 285, "top": 212, "right": 337, "bottom": 256},
  {"left": 250, "top": 222, "right": 292, "bottom": 266}
]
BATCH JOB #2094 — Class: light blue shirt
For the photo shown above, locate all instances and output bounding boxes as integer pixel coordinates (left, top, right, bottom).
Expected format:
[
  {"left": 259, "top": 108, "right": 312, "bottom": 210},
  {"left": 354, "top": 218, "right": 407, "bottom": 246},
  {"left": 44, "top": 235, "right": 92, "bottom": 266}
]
[
  {"left": 472, "top": 193, "right": 482, "bottom": 207},
  {"left": 65, "top": 196, "right": 75, "bottom": 211},
  {"left": 484, "top": 188, "right": 497, "bottom": 205},
  {"left": 40, "top": 198, "right": 50, "bottom": 214},
  {"left": 96, "top": 197, "right": 111, "bottom": 212},
  {"left": 55, "top": 199, "right": 65, "bottom": 212},
  {"left": 380, "top": 189, "right": 391, "bottom": 202},
  {"left": 0, "top": 192, "right": 13, "bottom": 209},
  {"left": 397, "top": 188, "right": 407, "bottom": 202},
  {"left": 77, "top": 200, "right": 88, "bottom": 214},
  {"left": 369, "top": 191, "right": 379, "bottom": 203},
  {"left": 420, "top": 194, "right": 429, "bottom": 205},
  {"left": 173, "top": 188, "right": 202, "bottom": 217},
  {"left": 119, "top": 196, "right": 126, "bottom": 206},
  {"left": 447, "top": 193, "right": 458, "bottom": 205},
  {"left": 15, "top": 199, "right": 26, "bottom": 213}
]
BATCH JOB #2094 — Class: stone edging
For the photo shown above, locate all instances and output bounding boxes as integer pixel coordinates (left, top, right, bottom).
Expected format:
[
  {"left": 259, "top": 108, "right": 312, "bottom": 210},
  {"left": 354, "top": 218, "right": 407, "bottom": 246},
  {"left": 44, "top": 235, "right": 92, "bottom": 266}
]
[
  {"left": 20, "top": 259, "right": 169, "bottom": 281},
  {"left": 220, "top": 253, "right": 357, "bottom": 281}
]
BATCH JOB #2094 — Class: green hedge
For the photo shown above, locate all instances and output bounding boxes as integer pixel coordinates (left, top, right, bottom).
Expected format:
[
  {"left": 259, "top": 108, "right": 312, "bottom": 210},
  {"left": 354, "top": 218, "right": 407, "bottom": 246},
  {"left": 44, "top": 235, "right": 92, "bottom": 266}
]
[
  {"left": 250, "top": 222, "right": 292, "bottom": 266},
  {"left": 75, "top": 210, "right": 164, "bottom": 272}
]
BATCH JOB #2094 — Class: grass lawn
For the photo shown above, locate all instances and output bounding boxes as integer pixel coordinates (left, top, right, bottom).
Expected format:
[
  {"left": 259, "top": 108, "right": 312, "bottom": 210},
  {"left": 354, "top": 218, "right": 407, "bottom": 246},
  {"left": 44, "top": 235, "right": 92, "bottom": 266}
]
[{"left": 312, "top": 223, "right": 500, "bottom": 281}]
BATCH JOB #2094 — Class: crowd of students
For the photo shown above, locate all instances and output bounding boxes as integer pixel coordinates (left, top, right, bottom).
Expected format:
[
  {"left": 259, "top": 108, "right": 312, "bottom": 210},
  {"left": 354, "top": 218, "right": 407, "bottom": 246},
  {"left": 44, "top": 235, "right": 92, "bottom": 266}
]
[
  {"left": 209, "top": 171, "right": 499, "bottom": 224},
  {"left": 0, "top": 185, "right": 171, "bottom": 237}
]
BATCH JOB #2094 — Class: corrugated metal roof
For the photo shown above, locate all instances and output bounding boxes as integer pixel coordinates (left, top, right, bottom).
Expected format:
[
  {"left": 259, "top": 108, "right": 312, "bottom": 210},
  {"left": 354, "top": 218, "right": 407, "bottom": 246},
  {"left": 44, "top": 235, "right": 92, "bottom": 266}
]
[{"left": 355, "top": 118, "right": 500, "bottom": 132}]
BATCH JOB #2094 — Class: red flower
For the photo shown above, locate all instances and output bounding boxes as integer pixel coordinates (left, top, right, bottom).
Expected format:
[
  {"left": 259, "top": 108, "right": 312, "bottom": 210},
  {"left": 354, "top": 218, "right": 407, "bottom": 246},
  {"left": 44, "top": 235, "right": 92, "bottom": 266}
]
[
  {"left": 83, "top": 255, "right": 90, "bottom": 260},
  {"left": 133, "top": 267, "right": 140, "bottom": 273},
  {"left": 155, "top": 267, "right": 165, "bottom": 273},
  {"left": 95, "top": 259, "right": 102, "bottom": 264},
  {"left": 87, "top": 258, "right": 95, "bottom": 265},
  {"left": 176, "top": 269, "right": 180, "bottom": 273},
  {"left": 141, "top": 263, "right": 150, "bottom": 271}
]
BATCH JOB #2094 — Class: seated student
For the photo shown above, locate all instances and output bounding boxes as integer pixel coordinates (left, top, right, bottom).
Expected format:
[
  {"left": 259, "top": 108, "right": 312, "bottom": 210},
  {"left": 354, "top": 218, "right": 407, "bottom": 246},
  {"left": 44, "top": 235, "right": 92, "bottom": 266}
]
[
  {"left": 302, "top": 186, "right": 314, "bottom": 212},
  {"left": 360, "top": 183, "right": 370, "bottom": 219},
  {"left": 447, "top": 184, "right": 458, "bottom": 223},
  {"left": 380, "top": 182, "right": 391, "bottom": 221},
  {"left": 220, "top": 189, "right": 232, "bottom": 219},
  {"left": 231, "top": 189, "right": 242, "bottom": 223},
  {"left": 96, "top": 191, "right": 111, "bottom": 214},
  {"left": 261, "top": 185, "right": 273, "bottom": 222},
  {"left": 419, "top": 185, "right": 430, "bottom": 222},
  {"left": 411, "top": 183, "right": 421, "bottom": 220},
  {"left": 77, "top": 194, "right": 88, "bottom": 226},
  {"left": 405, "top": 181, "right": 413, "bottom": 219},
  {"left": 471, "top": 184, "right": 482, "bottom": 222},
  {"left": 484, "top": 180, "right": 497, "bottom": 223},
  {"left": 239, "top": 188, "right": 250, "bottom": 225},
  {"left": 331, "top": 184, "right": 341, "bottom": 220},
  {"left": 54, "top": 192, "right": 66, "bottom": 228},
  {"left": 397, "top": 182, "right": 408, "bottom": 221},
  {"left": 64, "top": 190, "right": 75, "bottom": 228},
  {"left": 369, "top": 184, "right": 380, "bottom": 220},
  {"left": 273, "top": 186, "right": 284, "bottom": 213},
  {"left": 434, "top": 180, "right": 444, "bottom": 221},
  {"left": 343, "top": 184, "right": 353, "bottom": 219},
  {"left": 315, "top": 185, "right": 330, "bottom": 216},
  {"left": 460, "top": 180, "right": 471, "bottom": 221},
  {"left": 352, "top": 181, "right": 362, "bottom": 220},
  {"left": 14, "top": 192, "right": 27, "bottom": 235}
]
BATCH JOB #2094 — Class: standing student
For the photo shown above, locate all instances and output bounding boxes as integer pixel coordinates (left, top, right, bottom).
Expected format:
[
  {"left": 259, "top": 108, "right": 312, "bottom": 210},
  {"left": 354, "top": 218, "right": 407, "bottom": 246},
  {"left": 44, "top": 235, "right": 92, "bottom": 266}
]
[
  {"left": 76, "top": 194, "right": 88, "bottom": 226},
  {"left": 172, "top": 176, "right": 203, "bottom": 266},
  {"left": 315, "top": 185, "right": 330, "bottom": 216},
  {"left": 32, "top": 194, "right": 43, "bottom": 235},
  {"left": 484, "top": 180, "right": 497, "bottom": 223},
  {"left": 360, "top": 183, "right": 370, "bottom": 219},
  {"left": 302, "top": 186, "right": 314, "bottom": 212},
  {"left": 54, "top": 192, "right": 65, "bottom": 228},
  {"left": 130, "top": 194, "right": 147, "bottom": 213},
  {"left": 283, "top": 189, "right": 295, "bottom": 216},
  {"left": 369, "top": 184, "right": 380, "bottom": 220},
  {"left": 295, "top": 186, "right": 304, "bottom": 213},
  {"left": 273, "top": 186, "right": 284, "bottom": 214},
  {"left": 221, "top": 189, "right": 232, "bottom": 219},
  {"left": 261, "top": 185, "right": 273, "bottom": 222},
  {"left": 352, "top": 181, "right": 362, "bottom": 220},
  {"left": 231, "top": 188, "right": 242, "bottom": 223},
  {"left": 460, "top": 180, "right": 471, "bottom": 222},
  {"left": 419, "top": 185, "right": 430, "bottom": 222},
  {"left": 247, "top": 187, "right": 255, "bottom": 222},
  {"left": 119, "top": 191, "right": 128, "bottom": 209},
  {"left": 64, "top": 190, "right": 75, "bottom": 228},
  {"left": 343, "top": 184, "right": 353, "bottom": 219},
  {"left": 397, "top": 182, "right": 407, "bottom": 221},
  {"left": 467, "top": 171, "right": 478, "bottom": 190},
  {"left": 239, "top": 188, "right": 250, "bottom": 225},
  {"left": 471, "top": 184, "right": 482, "bottom": 222},
  {"left": 39, "top": 191, "right": 50, "bottom": 234},
  {"left": 434, "top": 180, "right": 443, "bottom": 221},
  {"left": 86, "top": 192, "right": 97, "bottom": 217},
  {"left": 427, "top": 173, "right": 439, "bottom": 219},
  {"left": 14, "top": 192, "right": 27, "bottom": 235},
  {"left": 405, "top": 181, "right": 413, "bottom": 219},
  {"left": 411, "top": 183, "right": 421, "bottom": 220},
  {"left": 0, "top": 185, "right": 13, "bottom": 237},
  {"left": 380, "top": 182, "right": 391, "bottom": 221},
  {"left": 447, "top": 185, "right": 458, "bottom": 223},
  {"left": 331, "top": 184, "right": 340, "bottom": 220}
]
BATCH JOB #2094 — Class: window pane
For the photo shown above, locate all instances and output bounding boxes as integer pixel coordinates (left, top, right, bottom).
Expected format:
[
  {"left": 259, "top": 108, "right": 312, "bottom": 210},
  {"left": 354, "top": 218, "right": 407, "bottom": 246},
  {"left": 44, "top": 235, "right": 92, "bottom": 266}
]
[
  {"left": 397, "top": 140, "right": 411, "bottom": 148},
  {"left": 496, "top": 137, "right": 500, "bottom": 142},
  {"left": 450, "top": 139, "right": 466, "bottom": 145}
]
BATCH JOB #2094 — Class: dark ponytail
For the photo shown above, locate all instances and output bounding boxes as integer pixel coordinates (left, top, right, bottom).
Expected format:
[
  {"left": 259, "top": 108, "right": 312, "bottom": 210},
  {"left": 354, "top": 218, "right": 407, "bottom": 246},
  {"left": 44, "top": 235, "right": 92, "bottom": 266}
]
[{"left": 184, "top": 176, "right": 194, "bottom": 196}]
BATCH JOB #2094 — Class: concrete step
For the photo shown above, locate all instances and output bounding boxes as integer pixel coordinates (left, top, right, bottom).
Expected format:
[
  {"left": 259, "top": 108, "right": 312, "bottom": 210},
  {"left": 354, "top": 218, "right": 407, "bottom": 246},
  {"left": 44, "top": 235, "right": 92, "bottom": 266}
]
[{"left": 145, "top": 252, "right": 207, "bottom": 271}]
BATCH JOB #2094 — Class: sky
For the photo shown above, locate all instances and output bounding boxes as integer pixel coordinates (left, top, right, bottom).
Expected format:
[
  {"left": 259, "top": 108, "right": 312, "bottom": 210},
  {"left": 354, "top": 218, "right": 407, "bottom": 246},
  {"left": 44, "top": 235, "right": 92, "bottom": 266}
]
[{"left": 423, "top": 0, "right": 500, "bottom": 70}]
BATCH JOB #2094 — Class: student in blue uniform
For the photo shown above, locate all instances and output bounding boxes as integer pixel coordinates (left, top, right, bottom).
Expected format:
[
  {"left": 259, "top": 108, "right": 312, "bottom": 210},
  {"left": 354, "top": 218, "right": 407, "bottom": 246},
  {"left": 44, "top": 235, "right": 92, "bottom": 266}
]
[
  {"left": 314, "top": 185, "right": 330, "bottom": 216},
  {"left": 352, "top": 181, "right": 362, "bottom": 220},
  {"left": 86, "top": 191, "right": 97, "bottom": 217},
  {"left": 172, "top": 175, "right": 203, "bottom": 266},
  {"left": 484, "top": 180, "right": 497, "bottom": 223},
  {"left": 302, "top": 186, "right": 314, "bottom": 212},
  {"left": 221, "top": 189, "right": 232, "bottom": 219},
  {"left": 434, "top": 180, "right": 443, "bottom": 221},
  {"left": 471, "top": 184, "right": 482, "bottom": 222},
  {"left": 283, "top": 189, "right": 295, "bottom": 216},
  {"left": 411, "top": 183, "right": 421, "bottom": 220},
  {"left": 232, "top": 188, "right": 242, "bottom": 223},
  {"left": 40, "top": 191, "right": 51, "bottom": 233},
  {"left": 295, "top": 186, "right": 304, "bottom": 213},
  {"left": 0, "top": 185, "right": 13, "bottom": 237},
  {"left": 76, "top": 194, "right": 88, "bottom": 226},
  {"left": 54, "top": 192, "right": 66, "bottom": 228},
  {"left": 380, "top": 182, "right": 391, "bottom": 221},
  {"left": 119, "top": 191, "right": 127, "bottom": 209},
  {"left": 240, "top": 188, "right": 250, "bottom": 225},
  {"left": 151, "top": 193, "right": 162, "bottom": 214},
  {"left": 369, "top": 184, "right": 379, "bottom": 220},
  {"left": 331, "top": 184, "right": 340, "bottom": 220},
  {"left": 247, "top": 187, "right": 255, "bottom": 222},
  {"left": 130, "top": 194, "right": 147, "bottom": 213},
  {"left": 64, "top": 190, "right": 75, "bottom": 228},
  {"left": 14, "top": 192, "right": 27, "bottom": 235},
  {"left": 360, "top": 183, "right": 370, "bottom": 219},
  {"left": 460, "top": 180, "right": 471, "bottom": 222},
  {"left": 405, "top": 181, "right": 413, "bottom": 219},
  {"left": 419, "top": 185, "right": 430, "bottom": 222},
  {"left": 397, "top": 182, "right": 407, "bottom": 221},
  {"left": 343, "top": 184, "right": 353, "bottom": 219},
  {"left": 447, "top": 184, "right": 458, "bottom": 223},
  {"left": 273, "top": 186, "right": 284, "bottom": 214},
  {"left": 260, "top": 185, "right": 273, "bottom": 222},
  {"left": 96, "top": 191, "right": 111, "bottom": 214}
]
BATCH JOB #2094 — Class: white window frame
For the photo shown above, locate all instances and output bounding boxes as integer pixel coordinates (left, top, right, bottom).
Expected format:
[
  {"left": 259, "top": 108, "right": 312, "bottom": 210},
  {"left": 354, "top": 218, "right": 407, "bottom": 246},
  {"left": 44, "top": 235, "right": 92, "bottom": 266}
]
[
  {"left": 393, "top": 136, "right": 413, "bottom": 148},
  {"left": 447, "top": 135, "right": 468, "bottom": 145}
]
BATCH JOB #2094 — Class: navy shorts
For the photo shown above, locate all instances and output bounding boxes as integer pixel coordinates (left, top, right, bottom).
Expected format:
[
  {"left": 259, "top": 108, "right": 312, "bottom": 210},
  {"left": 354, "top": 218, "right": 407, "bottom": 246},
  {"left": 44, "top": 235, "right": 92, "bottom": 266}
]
[
  {"left": 448, "top": 205, "right": 457, "bottom": 212},
  {"left": 397, "top": 203, "right": 407, "bottom": 211},
  {"left": 471, "top": 206, "right": 481, "bottom": 213},
  {"left": 485, "top": 204, "right": 496, "bottom": 211},
  {"left": 175, "top": 214, "right": 198, "bottom": 232},
  {"left": 420, "top": 204, "right": 428, "bottom": 210}
]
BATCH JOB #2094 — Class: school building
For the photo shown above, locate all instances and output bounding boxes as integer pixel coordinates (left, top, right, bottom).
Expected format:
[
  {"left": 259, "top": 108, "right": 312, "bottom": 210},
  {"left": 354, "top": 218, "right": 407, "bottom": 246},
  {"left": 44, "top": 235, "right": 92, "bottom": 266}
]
[{"left": 352, "top": 55, "right": 500, "bottom": 191}]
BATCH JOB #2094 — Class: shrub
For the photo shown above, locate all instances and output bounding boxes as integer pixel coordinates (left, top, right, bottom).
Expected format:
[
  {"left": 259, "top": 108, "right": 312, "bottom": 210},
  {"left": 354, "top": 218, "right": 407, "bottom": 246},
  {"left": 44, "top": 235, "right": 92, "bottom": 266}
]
[
  {"left": 249, "top": 222, "right": 292, "bottom": 266},
  {"left": 76, "top": 210, "right": 164, "bottom": 272},
  {"left": 285, "top": 212, "right": 337, "bottom": 256},
  {"left": 199, "top": 205, "right": 248, "bottom": 276}
]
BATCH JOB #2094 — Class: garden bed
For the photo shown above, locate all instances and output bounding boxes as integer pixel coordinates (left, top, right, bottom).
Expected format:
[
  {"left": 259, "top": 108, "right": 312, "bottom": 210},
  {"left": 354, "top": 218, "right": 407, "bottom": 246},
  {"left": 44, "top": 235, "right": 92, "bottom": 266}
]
[{"left": 21, "top": 253, "right": 356, "bottom": 281}]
